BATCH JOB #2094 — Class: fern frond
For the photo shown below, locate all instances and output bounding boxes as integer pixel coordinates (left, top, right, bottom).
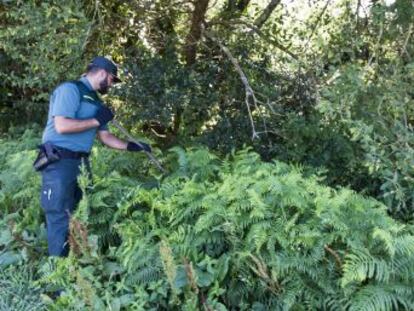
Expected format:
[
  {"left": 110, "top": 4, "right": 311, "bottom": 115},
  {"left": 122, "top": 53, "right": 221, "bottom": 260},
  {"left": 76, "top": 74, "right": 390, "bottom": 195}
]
[
  {"left": 342, "top": 250, "right": 391, "bottom": 286},
  {"left": 347, "top": 284, "right": 414, "bottom": 311}
]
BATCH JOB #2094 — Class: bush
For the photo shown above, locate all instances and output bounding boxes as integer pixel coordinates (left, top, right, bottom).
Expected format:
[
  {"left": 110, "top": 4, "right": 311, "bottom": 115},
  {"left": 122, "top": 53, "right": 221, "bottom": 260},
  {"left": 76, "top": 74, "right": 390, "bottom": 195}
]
[
  {"left": 319, "top": 62, "right": 414, "bottom": 219},
  {"left": 0, "top": 0, "right": 92, "bottom": 128},
  {"left": 1, "top": 130, "right": 413, "bottom": 310},
  {"left": 109, "top": 147, "right": 414, "bottom": 310}
]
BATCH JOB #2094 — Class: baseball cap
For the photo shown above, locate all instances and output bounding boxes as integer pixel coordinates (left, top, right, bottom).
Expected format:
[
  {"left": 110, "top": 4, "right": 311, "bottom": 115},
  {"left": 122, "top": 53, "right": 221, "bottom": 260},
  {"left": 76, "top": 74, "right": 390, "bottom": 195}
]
[{"left": 88, "top": 56, "right": 121, "bottom": 83}]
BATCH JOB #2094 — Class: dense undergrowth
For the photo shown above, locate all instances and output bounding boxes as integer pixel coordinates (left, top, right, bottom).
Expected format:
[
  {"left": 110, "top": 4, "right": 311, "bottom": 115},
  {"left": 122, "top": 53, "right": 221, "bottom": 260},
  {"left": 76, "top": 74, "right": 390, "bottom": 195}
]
[{"left": 1, "top": 128, "right": 414, "bottom": 310}]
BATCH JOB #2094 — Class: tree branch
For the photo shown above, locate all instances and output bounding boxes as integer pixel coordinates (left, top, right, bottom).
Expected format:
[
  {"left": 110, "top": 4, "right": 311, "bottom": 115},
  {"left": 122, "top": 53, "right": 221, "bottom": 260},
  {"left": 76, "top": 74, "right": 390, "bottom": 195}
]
[
  {"left": 401, "top": 23, "right": 413, "bottom": 60},
  {"left": 303, "top": 0, "right": 331, "bottom": 50},
  {"left": 253, "top": 0, "right": 281, "bottom": 29},
  {"left": 355, "top": 0, "right": 361, "bottom": 28},
  {"left": 207, "top": 19, "right": 299, "bottom": 60},
  {"left": 203, "top": 27, "right": 260, "bottom": 140},
  {"left": 368, "top": 21, "right": 383, "bottom": 66},
  {"left": 81, "top": 0, "right": 100, "bottom": 54},
  {"left": 244, "top": 21, "right": 299, "bottom": 60}
]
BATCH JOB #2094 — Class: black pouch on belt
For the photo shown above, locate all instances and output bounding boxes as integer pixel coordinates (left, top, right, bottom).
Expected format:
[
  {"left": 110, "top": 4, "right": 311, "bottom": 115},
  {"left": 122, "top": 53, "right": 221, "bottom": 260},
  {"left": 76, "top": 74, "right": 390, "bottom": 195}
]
[{"left": 33, "top": 142, "right": 61, "bottom": 171}]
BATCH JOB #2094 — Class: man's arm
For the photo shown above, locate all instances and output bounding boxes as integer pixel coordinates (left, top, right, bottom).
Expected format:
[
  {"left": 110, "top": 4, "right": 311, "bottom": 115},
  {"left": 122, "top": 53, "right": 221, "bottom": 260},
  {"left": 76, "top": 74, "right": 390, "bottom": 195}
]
[
  {"left": 54, "top": 116, "right": 99, "bottom": 134},
  {"left": 54, "top": 105, "right": 114, "bottom": 134},
  {"left": 97, "top": 130, "right": 128, "bottom": 150}
]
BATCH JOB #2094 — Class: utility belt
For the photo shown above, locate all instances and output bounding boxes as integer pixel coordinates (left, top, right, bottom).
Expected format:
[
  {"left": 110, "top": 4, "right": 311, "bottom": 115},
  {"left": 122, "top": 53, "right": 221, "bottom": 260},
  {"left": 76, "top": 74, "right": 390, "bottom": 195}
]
[{"left": 33, "top": 142, "right": 89, "bottom": 171}]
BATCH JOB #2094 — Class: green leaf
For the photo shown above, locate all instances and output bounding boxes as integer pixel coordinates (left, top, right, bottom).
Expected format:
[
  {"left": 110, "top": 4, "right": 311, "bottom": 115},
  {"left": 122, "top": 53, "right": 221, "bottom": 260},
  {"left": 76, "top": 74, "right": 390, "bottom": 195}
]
[
  {"left": 0, "top": 251, "right": 22, "bottom": 267},
  {"left": 196, "top": 268, "right": 214, "bottom": 287},
  {"left": 174, "top": 265, "right": 188, "bottom": 288}
]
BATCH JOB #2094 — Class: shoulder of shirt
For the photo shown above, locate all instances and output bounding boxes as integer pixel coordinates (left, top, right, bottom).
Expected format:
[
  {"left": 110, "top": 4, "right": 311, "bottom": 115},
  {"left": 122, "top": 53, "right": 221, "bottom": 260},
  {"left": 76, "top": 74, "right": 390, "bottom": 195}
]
[{"left": 53, "top": 81, "right": 81, "bottom": 97}]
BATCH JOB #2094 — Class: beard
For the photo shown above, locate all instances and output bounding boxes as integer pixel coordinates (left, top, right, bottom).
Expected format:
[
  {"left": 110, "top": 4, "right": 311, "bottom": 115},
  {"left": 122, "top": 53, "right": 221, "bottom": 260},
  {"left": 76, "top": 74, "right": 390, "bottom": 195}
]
[{"left": 97, "top": 77, "right": 109, "bottom": 94}]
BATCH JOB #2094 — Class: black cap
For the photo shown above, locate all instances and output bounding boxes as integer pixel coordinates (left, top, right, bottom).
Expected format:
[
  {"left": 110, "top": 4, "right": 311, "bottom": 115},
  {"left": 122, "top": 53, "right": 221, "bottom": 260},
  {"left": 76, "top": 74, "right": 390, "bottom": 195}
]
[{"left": 88, "top": 56, "right": 121, "bottom": 83}]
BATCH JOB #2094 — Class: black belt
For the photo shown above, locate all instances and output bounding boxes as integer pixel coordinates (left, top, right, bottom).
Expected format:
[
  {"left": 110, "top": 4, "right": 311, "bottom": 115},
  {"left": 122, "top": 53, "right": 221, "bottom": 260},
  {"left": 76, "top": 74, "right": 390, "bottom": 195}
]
[{"left": 55, "top": 146, "right": 90, "bottom": 159}]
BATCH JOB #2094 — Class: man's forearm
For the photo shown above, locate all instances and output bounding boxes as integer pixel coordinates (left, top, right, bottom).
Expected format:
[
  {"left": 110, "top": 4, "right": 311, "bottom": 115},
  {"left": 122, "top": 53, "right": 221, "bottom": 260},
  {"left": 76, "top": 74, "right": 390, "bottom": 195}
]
[
  {"left": 97, "top": 130, "right": 128, "bottom": 150},
  {"left": 54, "top": 116, "right": 99, "bottom": 134}
]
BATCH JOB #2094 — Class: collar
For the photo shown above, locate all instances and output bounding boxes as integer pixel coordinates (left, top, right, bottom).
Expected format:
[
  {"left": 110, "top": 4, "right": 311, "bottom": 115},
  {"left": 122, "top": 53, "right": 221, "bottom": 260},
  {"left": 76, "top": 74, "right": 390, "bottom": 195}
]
[{"left": 80, "top": 76, "right": 94, "bottom": 91}]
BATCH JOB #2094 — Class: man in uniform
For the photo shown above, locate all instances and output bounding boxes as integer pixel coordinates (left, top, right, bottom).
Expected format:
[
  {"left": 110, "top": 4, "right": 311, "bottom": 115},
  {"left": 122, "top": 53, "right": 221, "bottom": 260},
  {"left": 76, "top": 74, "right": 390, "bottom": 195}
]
[{"left": 39, "top": 56, "right": 149, "bottom": 257}]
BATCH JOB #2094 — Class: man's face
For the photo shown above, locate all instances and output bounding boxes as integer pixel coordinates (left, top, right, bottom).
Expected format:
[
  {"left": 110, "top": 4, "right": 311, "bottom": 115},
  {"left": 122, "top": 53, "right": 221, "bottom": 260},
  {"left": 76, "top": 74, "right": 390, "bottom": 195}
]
[{"left": 97, "top": 70, "right": 115, "bottom": 94}]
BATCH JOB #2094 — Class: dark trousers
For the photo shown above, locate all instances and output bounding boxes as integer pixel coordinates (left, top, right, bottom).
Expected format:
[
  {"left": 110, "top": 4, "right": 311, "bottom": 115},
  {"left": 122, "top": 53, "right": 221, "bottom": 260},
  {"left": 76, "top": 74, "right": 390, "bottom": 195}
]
[{"left": 40, "top": 158, "right": 90, "bottom": 257}]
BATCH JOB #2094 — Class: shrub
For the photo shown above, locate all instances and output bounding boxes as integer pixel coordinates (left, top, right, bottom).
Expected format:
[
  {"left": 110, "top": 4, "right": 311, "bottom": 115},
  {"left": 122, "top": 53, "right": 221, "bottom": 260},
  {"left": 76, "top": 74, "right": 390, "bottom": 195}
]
[{"left": 1, "top": 130, "right": 414, "bottom": 310}]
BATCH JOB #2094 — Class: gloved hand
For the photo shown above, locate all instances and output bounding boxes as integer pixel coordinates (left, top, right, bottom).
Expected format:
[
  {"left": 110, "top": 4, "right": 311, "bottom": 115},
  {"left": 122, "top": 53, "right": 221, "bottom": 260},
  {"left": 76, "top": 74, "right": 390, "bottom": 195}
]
[
  {"left": 95, "top": 105, "right": 114, "bottom": 126},
  {"left": 127, "top": 141, "right": 152, "bottom": 153}
]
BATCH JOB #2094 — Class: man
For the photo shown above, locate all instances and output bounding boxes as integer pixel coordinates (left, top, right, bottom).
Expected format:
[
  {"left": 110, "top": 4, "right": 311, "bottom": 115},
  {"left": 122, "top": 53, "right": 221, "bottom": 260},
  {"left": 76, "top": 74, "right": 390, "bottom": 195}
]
[{"left": 39, "top": 56, "right": 150, "bottom": 257}]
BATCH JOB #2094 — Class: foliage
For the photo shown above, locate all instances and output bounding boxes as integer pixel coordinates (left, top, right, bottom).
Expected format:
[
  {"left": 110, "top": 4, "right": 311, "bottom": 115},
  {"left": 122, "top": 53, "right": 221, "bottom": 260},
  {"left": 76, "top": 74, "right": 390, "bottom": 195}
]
[
  {"left": 109, "top": 147, "right": 414, "bottom": 310},
  {"left": 1, "top": 131, "right": 414, "bottom": 310},
  {"left": 2, "top": 0, "right": 414, "bottom": 217},
  {"left": 0, "top": 125, "right": 46, "bottom": 269},
  {"left": 0, "top": 0, "right": 93, "bottom": 128},
  {"left": 0, "top": 266, "right": 46, "bottom": 311},
  {"left": 2, "top": 0, "right": 414, "bottom": 307},
  {"left": 319, "top": 61, "right": 414, "bottom": 219},
  {"left": 316, "top": 0, "right": 414, "bottom": 217}
]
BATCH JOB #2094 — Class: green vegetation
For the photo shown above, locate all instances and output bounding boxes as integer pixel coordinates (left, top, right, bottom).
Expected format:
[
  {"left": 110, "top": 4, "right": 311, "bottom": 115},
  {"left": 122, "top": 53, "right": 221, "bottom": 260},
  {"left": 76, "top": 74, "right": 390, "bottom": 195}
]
[
  {"left": 1, "top": 0, "right": 414, "bottom": 309},
  {"left": 1, "top": 131, "right": 414, "bottom": 310}
]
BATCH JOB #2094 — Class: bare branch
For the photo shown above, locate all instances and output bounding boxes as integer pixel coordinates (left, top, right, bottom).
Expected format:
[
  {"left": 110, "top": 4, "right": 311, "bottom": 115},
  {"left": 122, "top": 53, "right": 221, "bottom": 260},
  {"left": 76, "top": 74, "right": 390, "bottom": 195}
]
[{"left": 203, "top": 27, "right": 260, "bottom": 140}]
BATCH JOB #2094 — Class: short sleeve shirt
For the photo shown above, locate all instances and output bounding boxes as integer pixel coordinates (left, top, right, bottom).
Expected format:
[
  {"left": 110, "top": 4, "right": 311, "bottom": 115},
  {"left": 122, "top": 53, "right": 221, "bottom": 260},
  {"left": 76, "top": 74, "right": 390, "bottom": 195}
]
[{"left": 42, "top": 77, "right": 108, "bottom": 152}]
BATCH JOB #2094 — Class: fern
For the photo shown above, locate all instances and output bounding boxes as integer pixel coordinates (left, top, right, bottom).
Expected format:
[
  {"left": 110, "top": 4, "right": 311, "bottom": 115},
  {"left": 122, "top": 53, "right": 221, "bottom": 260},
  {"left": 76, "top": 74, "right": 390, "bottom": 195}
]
[
  {"left": 2, "top": 134, "right": 414, "bottom": 310},
  {"left": 0, "top": 265, "right": 46, "bottom": 311},
  {"left": 347, "top": 284, "right": 414, "bottom": 311}
]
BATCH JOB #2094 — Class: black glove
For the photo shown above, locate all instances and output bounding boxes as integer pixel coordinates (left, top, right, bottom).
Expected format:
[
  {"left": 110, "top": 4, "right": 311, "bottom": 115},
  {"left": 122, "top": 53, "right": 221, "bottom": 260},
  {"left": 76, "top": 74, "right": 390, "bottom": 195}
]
[
  {"left": 127, "top": 141, "right": 152, "bottom": 153},
  {"left": 95, "top": 105, "right": 114, "bottom": 126}
]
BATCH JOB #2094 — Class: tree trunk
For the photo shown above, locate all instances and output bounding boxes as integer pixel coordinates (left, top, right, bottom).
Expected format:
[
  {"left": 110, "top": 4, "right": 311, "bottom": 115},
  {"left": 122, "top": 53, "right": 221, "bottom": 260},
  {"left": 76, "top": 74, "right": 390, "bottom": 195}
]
[{"left": 184, "top": 0, "right": 210, "bottom": 66}]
